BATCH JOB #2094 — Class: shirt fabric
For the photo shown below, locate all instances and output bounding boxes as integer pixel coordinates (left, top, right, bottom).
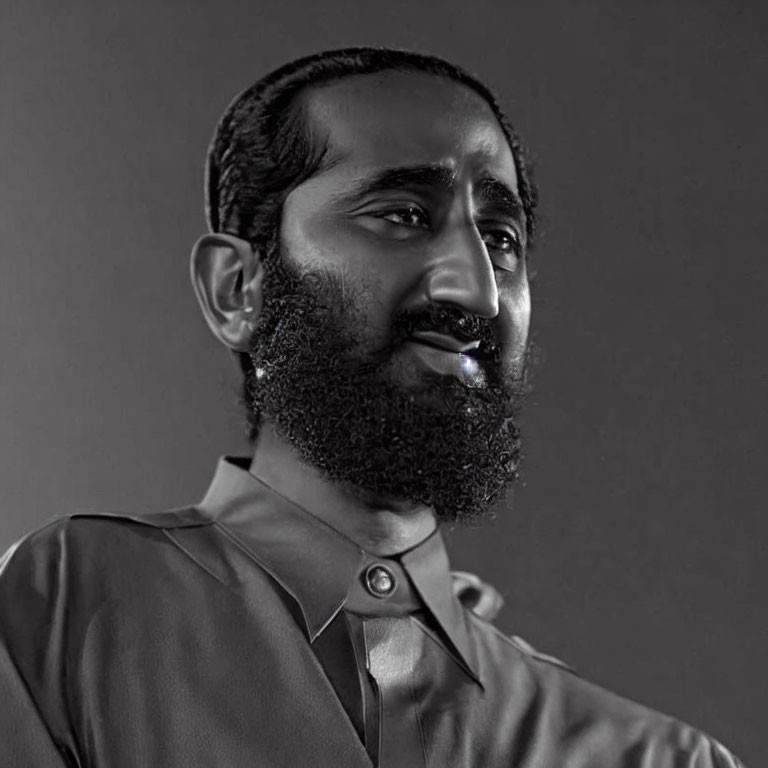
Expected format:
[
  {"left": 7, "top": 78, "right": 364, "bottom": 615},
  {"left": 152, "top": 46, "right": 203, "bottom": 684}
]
[{"left": 0, "top": 456, "right": 746, "bottom": 767}]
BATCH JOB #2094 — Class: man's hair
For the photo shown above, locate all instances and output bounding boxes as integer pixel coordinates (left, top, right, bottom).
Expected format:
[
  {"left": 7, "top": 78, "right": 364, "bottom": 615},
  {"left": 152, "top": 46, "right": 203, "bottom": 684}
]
[{"left": 204, "top": 46, "right": 538, "bottom": 442}]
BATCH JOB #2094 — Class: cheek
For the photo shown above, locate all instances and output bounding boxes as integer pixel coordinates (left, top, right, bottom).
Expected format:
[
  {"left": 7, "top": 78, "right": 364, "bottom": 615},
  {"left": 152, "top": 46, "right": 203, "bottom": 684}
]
[
  {"left": 498, "top": 278, "right": 531, "bottom": 368},
  {"left": 283, "top": 212, "right": 399, "bottom": 283},
  {"left": 283, "top": 212, "right": 424, "bottom": 319},
  {"left": 280, "top": 214, "right": 406, "bottom": 340}
]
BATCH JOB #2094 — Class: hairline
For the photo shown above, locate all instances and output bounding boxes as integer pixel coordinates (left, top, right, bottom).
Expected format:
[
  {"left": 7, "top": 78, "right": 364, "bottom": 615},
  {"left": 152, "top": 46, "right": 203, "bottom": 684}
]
[{"left": 282, "top": 68, "right": 526, "bottom": 217}]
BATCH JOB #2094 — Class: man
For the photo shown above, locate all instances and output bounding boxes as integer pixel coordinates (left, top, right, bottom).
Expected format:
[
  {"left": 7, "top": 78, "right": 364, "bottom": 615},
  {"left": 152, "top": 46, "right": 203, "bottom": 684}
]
[{"left": 0, "top": 47, "right": 745, "bottom": 767}]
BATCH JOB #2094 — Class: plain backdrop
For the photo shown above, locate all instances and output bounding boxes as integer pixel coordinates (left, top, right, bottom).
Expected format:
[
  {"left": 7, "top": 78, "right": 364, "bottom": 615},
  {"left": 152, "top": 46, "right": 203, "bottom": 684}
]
[{"left": 1, "top": 0, "right": 765, "bottom": 763}]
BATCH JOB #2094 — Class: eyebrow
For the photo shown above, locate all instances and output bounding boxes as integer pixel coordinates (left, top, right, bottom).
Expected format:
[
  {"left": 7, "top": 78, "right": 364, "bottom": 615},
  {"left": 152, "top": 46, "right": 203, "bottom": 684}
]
[
  {"left": 341, "top": 164, "right": 456, "bottom": 201},
  {"left": 337, "top": 163, "right": 526, "bottom": 228},
  {"left": 474, "top": 176, "right": 525, "bottom": 226}
]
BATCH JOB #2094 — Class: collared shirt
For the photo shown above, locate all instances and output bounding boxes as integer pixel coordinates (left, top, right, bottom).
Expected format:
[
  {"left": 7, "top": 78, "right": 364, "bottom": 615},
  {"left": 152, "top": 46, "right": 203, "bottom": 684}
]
[
  {"left": 0, "top": 457, "right": 745, "bottom": 767},
  {"left": 198, "top": 457, "right": 483, "bottom": 764}
]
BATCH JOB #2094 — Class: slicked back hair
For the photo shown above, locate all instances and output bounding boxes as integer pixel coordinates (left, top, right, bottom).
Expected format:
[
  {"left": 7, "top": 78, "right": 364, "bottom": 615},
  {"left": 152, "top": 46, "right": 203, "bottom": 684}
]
[
  {"left": 206, "top": 46, "right": 537, "bottom": 243},
  {"left": 204, "top": 46, "right": 538, "bottom": 442}
]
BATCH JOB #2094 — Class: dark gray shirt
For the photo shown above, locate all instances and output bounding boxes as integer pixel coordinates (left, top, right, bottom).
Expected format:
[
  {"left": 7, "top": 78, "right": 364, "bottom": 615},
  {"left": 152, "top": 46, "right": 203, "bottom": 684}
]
[{"left": 0, "top": 457, "right": 745, "bottom": 767}]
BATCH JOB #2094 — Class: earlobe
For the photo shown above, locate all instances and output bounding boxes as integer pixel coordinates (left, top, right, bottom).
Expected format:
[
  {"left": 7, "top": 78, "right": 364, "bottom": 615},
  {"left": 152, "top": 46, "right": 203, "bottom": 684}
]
[{"left": 190, "top": 233, "right": 265, "bottom": 351}]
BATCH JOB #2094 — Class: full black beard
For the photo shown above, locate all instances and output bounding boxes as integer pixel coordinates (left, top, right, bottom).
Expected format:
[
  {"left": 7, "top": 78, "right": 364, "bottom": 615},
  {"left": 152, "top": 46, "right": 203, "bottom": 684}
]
[{"left": 246, "top": 251, "right": 528, "bottom": 524}]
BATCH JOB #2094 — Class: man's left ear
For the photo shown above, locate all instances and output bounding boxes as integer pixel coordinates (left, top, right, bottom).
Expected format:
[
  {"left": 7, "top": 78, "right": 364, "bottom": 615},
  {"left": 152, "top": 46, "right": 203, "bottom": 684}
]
[{"left": 189, "top": 233, "right": 265, "bottom": 352}]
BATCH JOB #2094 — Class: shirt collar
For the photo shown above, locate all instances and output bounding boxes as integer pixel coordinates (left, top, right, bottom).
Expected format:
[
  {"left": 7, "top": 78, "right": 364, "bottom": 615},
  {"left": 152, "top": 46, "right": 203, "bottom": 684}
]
[{"left": 197, "top": 456, "right": 481, "bottom": 685}]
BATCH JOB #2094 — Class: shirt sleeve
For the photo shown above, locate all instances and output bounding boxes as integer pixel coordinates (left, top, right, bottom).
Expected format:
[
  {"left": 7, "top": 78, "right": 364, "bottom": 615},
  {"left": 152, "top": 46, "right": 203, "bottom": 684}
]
[
  {"left": 0, "top": 639, "right": 70, "bottom": 766},
  {"left": 709, "top": 737, "right": 748, "bottom": 768},
  {"left": 0, "top": 534, "right": 72, "bottom": 767}
]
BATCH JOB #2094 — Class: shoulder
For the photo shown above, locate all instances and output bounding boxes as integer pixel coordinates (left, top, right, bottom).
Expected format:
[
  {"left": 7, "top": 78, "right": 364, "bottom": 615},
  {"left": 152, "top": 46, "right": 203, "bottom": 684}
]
[
  {"left": 3, "top": 506, "right": 211, "bottom": 551},
  {"left": 0, "top": 507, "right": 214, "bottom": 601},
  {"left": 0, "top": 508, "right": 222, "bottom": 747},
  {"left": 0, "top": 507, "right": 225, "bottom": 667},
  {"left": 467, "top": 613, "right": 745, "bottom": 767}
]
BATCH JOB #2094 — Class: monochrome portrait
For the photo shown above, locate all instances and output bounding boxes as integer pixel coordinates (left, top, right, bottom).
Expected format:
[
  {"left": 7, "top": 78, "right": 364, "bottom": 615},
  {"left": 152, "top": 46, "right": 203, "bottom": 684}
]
[{"left": 0, "top": 2, "right": 763, "bottom": 766}]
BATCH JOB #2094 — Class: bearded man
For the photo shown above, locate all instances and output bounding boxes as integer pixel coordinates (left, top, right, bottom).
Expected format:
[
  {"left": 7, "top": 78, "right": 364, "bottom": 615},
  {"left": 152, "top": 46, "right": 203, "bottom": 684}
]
[{"left": 0, "top": 47, "right": 745, "bottom": 767}]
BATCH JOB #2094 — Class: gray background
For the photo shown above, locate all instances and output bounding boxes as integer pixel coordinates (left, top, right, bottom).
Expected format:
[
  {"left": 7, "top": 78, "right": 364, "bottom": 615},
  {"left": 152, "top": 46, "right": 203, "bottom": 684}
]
[{"left": 1, "top": 0, "right": 765, "bottom": 763}]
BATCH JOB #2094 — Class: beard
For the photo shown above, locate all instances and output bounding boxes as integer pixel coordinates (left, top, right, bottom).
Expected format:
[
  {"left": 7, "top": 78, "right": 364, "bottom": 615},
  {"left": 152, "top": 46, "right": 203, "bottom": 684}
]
[{"left": 245, "top": 248, "right": 529, "bottom": 525}]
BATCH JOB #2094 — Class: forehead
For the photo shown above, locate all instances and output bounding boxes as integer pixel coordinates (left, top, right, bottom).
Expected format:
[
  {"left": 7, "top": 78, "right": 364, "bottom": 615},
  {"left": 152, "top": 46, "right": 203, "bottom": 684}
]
[{"left": 302, "top": 70, "right": 519, "bottom": 189}]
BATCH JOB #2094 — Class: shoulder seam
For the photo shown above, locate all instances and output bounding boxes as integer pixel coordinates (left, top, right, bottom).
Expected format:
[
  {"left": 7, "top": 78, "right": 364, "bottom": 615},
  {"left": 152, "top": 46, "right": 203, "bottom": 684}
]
[
  {"left": 468, "top": 612, "right": 576, "bottom": 674},
  {"left": 67, "top": 507, "right": 212, "bottom": 529}
]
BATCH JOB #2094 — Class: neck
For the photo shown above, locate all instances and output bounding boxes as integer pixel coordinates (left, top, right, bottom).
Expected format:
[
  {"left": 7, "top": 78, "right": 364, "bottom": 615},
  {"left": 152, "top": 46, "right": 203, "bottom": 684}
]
[{"left": 248, "top": 420, "right": 437, "bottom": 556}]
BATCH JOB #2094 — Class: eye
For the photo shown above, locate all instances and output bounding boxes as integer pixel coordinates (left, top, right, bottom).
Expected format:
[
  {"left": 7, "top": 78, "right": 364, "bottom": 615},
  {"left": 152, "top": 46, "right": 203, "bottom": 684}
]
[
  {"left": 377, "top": 205, "right": 430, "bottom": 229},
  {"left": 481, "top": 227, "right": 521, "bottom": 255}
]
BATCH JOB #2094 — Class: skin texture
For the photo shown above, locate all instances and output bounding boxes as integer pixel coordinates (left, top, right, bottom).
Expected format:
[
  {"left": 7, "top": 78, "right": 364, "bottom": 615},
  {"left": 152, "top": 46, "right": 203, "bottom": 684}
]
[
  {"left": 288, "top": 72, "right": 530, "bottom": 384},
  {"left": 191, "top": 71, "right": 531, "bottom": 555}
]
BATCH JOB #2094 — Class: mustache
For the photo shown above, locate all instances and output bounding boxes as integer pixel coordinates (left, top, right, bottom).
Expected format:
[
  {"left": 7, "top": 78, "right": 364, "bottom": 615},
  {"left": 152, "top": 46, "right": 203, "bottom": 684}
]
[
  {"left": 259, "top": 254, "right": 503, "bottom": 365},
  {"left": 390, "top": 306, "right": 500, "bottom": 361}
]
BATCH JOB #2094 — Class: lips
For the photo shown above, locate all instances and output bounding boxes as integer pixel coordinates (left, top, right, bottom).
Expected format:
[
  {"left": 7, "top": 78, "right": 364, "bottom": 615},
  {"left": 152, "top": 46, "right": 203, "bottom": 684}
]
[{"left": 408, "top": 330, "right": 481, "bottom": 355}]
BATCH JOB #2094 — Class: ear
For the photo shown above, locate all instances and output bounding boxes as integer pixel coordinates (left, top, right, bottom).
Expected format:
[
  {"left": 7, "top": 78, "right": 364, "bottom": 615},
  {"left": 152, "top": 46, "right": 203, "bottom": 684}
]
[{"left": 190, "top": 233, "right": 265, "bottom": 352}]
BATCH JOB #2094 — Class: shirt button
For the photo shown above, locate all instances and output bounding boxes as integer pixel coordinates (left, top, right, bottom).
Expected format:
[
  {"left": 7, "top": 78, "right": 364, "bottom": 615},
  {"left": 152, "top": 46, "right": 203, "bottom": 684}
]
[{"left": 365, "top": 564, "right": 396, "bottom": 598}]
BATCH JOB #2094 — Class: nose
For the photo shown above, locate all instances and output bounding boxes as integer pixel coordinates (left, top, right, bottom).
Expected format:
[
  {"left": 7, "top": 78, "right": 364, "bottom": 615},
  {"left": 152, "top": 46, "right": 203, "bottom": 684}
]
[{"left": 421, "top": 221, "right": 499, "bottom": 319}]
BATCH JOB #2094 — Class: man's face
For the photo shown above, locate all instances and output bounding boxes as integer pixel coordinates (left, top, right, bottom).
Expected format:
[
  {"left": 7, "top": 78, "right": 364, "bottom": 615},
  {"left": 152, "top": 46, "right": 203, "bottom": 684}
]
[{"left": 247, "top": 71, "right": 532, "bottom": 523}]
